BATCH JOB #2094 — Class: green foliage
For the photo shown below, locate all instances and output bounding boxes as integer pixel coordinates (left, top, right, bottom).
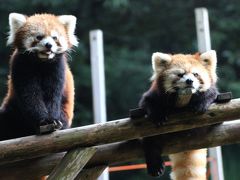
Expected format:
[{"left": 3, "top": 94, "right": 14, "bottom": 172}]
[
  {"left": 0, "top": 0, "right": 240, "bottom": 179},
  {"left": 222, "top": 144, "right": 240, "bottom": 180}
]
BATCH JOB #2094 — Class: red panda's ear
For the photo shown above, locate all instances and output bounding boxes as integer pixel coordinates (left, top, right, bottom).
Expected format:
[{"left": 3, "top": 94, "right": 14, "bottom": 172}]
[
  {"left": 200, "top": 50, "right": 217, "bottom": 82},
  {"left": 152, "top": 52, "right": 172, "bottom": 71},
  {"left": 58, "top": 15, "right": 78, "bottom": 47},
  {"left": 7, "top": 13, "right": 27, "bottom": 45},
  {"left": 151, "top": 52, "right": 172, "bottom": 80}
]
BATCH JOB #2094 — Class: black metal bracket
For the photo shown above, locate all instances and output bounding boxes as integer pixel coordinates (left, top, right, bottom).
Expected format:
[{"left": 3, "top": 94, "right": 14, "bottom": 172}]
[{"left": 215, "top": 92, "right": 232, "bottom": 103}]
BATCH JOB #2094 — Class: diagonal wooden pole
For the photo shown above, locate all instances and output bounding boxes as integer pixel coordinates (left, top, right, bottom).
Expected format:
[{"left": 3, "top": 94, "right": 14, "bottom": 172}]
[{"left": 47, "top": 147, "right": 96, "bottom": 180}]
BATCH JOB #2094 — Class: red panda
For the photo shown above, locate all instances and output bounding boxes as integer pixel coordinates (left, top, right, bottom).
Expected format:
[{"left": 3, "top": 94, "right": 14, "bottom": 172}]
[
  {"left": 0, "top": 13, "right": 77, "bottom": 141},
  {"left": 139, "top": 51, "right": 218, "bottom": 179}
]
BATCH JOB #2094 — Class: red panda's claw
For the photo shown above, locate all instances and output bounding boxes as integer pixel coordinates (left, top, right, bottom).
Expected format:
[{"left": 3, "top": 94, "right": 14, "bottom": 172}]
[
  {"left": 54, "top": 120, "right": 63, "bottom": 130},
  {"left": 147, "top": 163, "right": 165, "bottom": 177},
  {"left": 153, "top": 115, "right": 168, "bottom": 126},
  {"left": 160, "top": 115, "right": 168, "bottom": 124},
  {"left": 156, "top": 122, "right": 162, "bottom": 127},
  {"left": 147, "top": 111, "right": 168, "bottom": 126}
]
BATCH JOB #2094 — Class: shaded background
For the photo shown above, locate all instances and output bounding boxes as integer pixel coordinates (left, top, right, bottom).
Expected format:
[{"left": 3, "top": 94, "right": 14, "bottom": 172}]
[{"left": 0, "top": 0, "right": 239, "bottom": 179}]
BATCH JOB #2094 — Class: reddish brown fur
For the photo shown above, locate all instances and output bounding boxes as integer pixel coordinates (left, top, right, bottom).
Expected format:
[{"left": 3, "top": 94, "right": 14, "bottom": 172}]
[
  {"left": 169, "top": 54, "right": 210, "bottom": 75},
  {"left": 170, "top": 149, "right": 207, "bottom": 180},
  {"left": 62, "top": 64, "right": 75, "bottom": 126}
]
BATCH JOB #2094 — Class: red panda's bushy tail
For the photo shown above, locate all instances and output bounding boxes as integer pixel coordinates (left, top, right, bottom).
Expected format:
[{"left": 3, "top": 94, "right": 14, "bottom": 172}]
[{"left": 169, "top": 149, "right": 207, "bottom": 180}]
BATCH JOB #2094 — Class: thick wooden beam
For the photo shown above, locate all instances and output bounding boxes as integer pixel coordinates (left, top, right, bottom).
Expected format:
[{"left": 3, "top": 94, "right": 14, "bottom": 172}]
[
  {"left": 1, "top": 121, "right": 240, "bottom": 179},
  {"left": 0, "top": 99, "right": 239, "bottom": 165},
  {"left": 47, "top": 147, "right": 96, "bottom": 180}
]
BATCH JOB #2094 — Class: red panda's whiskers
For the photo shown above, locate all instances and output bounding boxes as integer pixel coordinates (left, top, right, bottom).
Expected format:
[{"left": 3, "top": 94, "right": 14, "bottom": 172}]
[
  {"left": 26, "top": 47, "right": 39, "bottom": 53},
  {"left": 69, "top": 48, "right": 76, "bottom": 53},
  {"left": 65, "top": 52, "right": 72, "bottom": 61}
]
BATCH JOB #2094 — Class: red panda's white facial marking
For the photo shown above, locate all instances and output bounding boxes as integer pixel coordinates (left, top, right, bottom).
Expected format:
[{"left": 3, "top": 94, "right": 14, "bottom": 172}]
[
  {"left": 24, "top": 30, "right": 68, "bottom": 59},
  {"left": 7, "top": 13, "right": 78, "bottom": 60},
  {"left": 164, "top": 69, "right": 202, "bottom": 93},
  {"left": 151, "top": 52, "right": 172, "bottom": 80},
  {"left": 151, "top": 50, "right": 217, "bottom": 94}
]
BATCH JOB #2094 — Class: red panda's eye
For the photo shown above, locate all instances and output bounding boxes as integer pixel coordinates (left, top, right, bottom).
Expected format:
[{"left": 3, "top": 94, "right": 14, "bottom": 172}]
[
  {"left": 52, "top": 36, "right": 58, "bottom": 40},
  {"left": 177, "top": 73, "right": 184, "bottom": 78},
  {"left": 193, "top": 73, "right": 199, "bottom": 77},
  {"left": 36, "top": 35, "right": 44, "bottom": 41}
]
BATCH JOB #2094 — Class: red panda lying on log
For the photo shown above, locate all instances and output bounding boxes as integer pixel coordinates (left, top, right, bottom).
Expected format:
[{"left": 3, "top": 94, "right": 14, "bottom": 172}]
[{"left": 139, "top": 51, "right": 218, "bottom": 179}]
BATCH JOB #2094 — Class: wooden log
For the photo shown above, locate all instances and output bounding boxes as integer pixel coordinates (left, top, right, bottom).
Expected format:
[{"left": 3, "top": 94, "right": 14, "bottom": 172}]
[
  {"left": 47, "top": 147, "right": 96, "bottom": 180},
  {"left": 1, "top": 121, "right": 240, "bottom": 179},
  {"left": 0, "top": 98, "right": 240, "bottom": 165},
  {"left": 75, "top": 165, "right": 107, "bottom": 180}
]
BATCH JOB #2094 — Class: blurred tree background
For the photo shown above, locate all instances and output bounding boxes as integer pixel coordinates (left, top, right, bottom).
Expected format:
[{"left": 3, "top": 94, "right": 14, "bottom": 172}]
[{"left": 0, "top": 0, "right": 239, "bottom": 179}]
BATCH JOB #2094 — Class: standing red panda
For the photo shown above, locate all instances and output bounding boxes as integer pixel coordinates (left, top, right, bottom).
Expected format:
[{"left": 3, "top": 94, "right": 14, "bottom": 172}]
[
  {"left": 139, "top": 50, "right": 218, "bottom": 179},
  {"left": 0, "top": 13, "right": 77, "bottom": 141}
]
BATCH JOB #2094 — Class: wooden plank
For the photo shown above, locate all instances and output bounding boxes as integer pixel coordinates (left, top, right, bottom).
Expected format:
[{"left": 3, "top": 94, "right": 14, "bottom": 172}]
[
  {"left": 0, "top": 98, "right": 240, "bottom": 165},
  {"left": 75, "top": 166, "right": 107, "bottom": 180},
  {"left": 47, "top": 147, "right": 96, "bottom": 180}
]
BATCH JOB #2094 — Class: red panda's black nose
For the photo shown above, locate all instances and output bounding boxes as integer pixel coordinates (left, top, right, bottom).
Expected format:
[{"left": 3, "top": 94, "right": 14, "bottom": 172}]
[
  {"left": 186, "top": 79, "right": 193, "bottom": 85},
  {"left": 45, "top": 43, "right": 52, "bottom": 50}
]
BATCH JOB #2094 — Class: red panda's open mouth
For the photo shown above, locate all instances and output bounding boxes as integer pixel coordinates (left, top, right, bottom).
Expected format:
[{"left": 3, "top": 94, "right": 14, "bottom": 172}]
[
  {"left": 40, "top": 50, "right": 54, "bottom": 55},
  {"left": 176, "top": 86, "right": 196, "bottom": 92},
  {"left": 38, "top": 51, "right": 55, "bottom": 59}
]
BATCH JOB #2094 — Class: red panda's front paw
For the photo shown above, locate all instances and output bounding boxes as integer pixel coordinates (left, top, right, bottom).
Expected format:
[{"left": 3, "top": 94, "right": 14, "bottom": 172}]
[
  {"left": 153, "top": 115, "right": 168, "bottom": 126},
  {"left": 40, "top": 118, "right": 63, "bottom": 130},
  {"left": 146, "top": 156, "right": 165, "bottom": 177},
  {"left": 37, "top": 118, "right": 62, "bottom": 134},
  {"left": 147, "top": 109, "right": 168, "bottom": 126},
  {"left": 191, "top": 103, "right": 208, "bottom": 114}
]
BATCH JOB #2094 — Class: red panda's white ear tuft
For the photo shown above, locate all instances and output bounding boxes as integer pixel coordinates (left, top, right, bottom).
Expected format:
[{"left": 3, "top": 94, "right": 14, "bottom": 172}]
[
  {"left": 200, "top": 50, "right": 217, "bottom": 83},
  {"left": 151, "top": 52, "right": 172, "bottom": 80},
  {"left": 152, "top": 52, "right": 172, "bottom": 72},
  {"left": 58, "top": 15, "right": 78, "bottom": 47},
  {"left": 7, "top": 13, "right": 27, "bottom": 45},
  {"left": 200, "top": 50, "right": 217, "bottom": 67}
]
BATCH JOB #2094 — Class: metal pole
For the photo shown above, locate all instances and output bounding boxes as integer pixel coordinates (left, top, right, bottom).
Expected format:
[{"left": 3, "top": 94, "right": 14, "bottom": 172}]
[
  {"left": 195, "top": 8, "right": 224, "bottom": 180},
  {"left": 90, "top": 30, "right": 109, "bottom": 180}
]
